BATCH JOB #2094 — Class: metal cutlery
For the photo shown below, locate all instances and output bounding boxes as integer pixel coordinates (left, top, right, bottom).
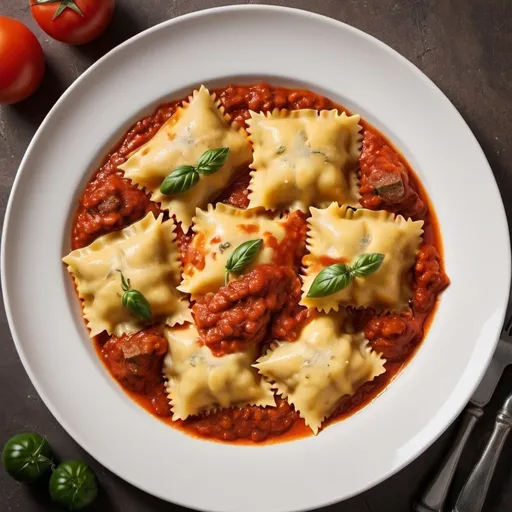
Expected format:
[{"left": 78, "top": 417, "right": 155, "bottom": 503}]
[
  {"left": 414, "top": 316, "right": 512, "bottom": 512},
  {"left": 452, "top": 392, "right": 512, "bottom": 512}
]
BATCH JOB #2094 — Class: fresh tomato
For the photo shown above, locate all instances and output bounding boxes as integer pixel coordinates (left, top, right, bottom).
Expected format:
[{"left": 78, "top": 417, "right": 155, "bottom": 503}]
[
  {"left": 2, "top": 433, "right": 53, "bottom": 483},
  {"left": 31, "top": 0, "right": 115, "bottom": 45},
  {"left": 49, "top": 461, "right": 98, "bottom": 510},
  {"left": 0, "top": 17, "right": 45, "bottom": 105}
]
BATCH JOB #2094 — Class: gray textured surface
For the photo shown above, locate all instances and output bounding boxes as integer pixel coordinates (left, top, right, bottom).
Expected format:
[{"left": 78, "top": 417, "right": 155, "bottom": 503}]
[{"left": 0, "top": 1, "right": 511, "bottom": 511}]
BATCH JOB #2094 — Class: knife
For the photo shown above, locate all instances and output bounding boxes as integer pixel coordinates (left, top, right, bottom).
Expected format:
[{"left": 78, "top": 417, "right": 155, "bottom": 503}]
[{"left": 414, "top": 317, "right": 512, "bottom": 512}]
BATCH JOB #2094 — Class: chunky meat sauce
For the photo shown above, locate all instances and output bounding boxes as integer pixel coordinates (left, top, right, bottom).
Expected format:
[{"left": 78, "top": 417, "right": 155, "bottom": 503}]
[
  {"left": 72, "top": 83, "right": 449, "bottom": 444},
  {"left": 188, "top": 396, "right": 299, "bottom": 443},
  {"left": 100, "top": 329, "right": 170, "bottom": 417},
  {"left": 359, "top": 130, "right": 426, "bottom": 220},
  {"left": 71, "top": 103, "right": 178, "bottom": 250},
  {"left": 193, "top": 265, "right": 303, "bottom": 356}
]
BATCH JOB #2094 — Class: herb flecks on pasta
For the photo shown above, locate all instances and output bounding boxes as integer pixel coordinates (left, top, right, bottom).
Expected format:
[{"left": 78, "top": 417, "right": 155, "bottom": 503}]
[
  {"left": 255, "top": 312, "right": 386, "bottom": 434},
  {"left": 179, "top": 204, "right": 290, "bottom": 298},
  {"left": 164, "top": 324, "right": 275, "bottom": 420},
  {"left": 247, "top": 109, "right": 362, "bottom": 212}
]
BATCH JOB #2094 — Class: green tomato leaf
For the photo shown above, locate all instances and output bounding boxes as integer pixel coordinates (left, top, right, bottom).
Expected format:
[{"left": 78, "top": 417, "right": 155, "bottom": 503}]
[
  {"left": 122, "top": 290, "right": 152, "bottom": 322},
  {"left": 49, "top": 461, "right": 98, "bottom": 511},
  {"left": 196, "top": 147, "right": 230, "bottom": 175},
  {"left": 160, "top": 165, "right": 199, "bottom": 194},
  {"left": 34, "top": 1, "right": 85, "bottom": 19},
  {"left": 56, "top": 0, "right": 84, "bottom": 19},
  {"left": 306, "top": 263, "right": 353, "bottom": 298},
  {"left": 2, "top": 433, "right": 53, "bottom": 483},
  {"left": 350, "top": 253, "right": 385, "bottom": 278},
  {"left": 225, "top": 239, "right": 263, "bottom": 278}
]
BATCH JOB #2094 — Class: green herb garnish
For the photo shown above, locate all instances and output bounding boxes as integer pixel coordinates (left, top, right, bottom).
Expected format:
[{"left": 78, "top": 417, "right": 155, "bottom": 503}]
[
  {"left": 219, "top": 241, "right": 231, "bottom": 253},
  {"left": 160, "top": 165, "right": 198, "bottom": 194},
  {"left": 160, "top": 147, "right": 230, "bottom": 195},
  {"left": 307, "top": 253, "right": 385, "bottom": 298},
  {"left": 225, "top": 239, "right": 263, "bottom": 284},
  {"left": 276, "top": 145, "right": 286, "bottom": 155},
  {"left": 350, "top": 253, "right": 385, "bottom": 277},
  {"left": 118, "top": 271, "right": 152, "bottom": 321},
  {"left": 196, "top": 147, "right": 230, "bottom": 175}
]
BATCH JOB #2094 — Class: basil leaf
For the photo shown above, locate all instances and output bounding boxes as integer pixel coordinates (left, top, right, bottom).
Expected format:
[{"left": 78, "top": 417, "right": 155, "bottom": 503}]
[
  {"left": 160, "top": 165, "right": 199, "bottom": 194},
  {"left": 350, "top": 253, "right": 385, "bottom": 278},
  {"left": 122, "top": 290, "right": 152, "bottom": 322},
  {"left": 196, "top": 148, "right": 230, "bottom": 175},
  {"left": 118, "top": 271, "right": 152, "bottom": 321},
  {"left": 306, "top": 263, "right": 353, "bottom": 298},
  {"left": 225, "top": 239, "right": 263, "bottom": 283}
]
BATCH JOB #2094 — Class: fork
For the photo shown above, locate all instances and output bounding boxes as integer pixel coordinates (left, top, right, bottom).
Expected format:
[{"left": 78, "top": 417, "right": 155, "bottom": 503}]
[
  {"left": 414, "top": 316, "right": 512, "bottom": 512},
  {"left": 452, "top": 392, "right": 512, "bottom": 512}
]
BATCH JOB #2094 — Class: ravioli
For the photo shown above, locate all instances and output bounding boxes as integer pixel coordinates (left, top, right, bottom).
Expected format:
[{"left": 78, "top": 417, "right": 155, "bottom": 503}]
[
  {"left": 255, "top": 312, "right": 385, "bottom": 434},
  {"left": 118, "top": 86, "right": 252, "bottom": 231},
  {"left": 247, "top": 108, "right": 362, "bottom": 212},
  {"left": 164, "top": 323, "right": 275, "bottom": 420},
  {"left": 62, "top": 213, "right": 191, "bottom": 337},
  {"left": 179, "top": 203, "right": 291, "bottom": 298},
  {"left": 301, "top": 203, "right": 424, "bottom": 312},
  {"left": 63, "top": 82, "right": 449, "bottom": 444}
]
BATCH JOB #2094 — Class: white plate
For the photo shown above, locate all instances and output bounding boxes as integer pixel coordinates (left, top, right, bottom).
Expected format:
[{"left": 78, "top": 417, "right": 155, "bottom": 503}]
[{"left": 2, "top": 6, "right": 510, "bottom": 512}]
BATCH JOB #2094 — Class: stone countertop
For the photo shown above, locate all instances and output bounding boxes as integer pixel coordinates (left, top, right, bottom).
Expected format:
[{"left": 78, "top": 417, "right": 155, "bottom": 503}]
[{"left": 0, "top": 1, "right": 511, "bottom": 511}]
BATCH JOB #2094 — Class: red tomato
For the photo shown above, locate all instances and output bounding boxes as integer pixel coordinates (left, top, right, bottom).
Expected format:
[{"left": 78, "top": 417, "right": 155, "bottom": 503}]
[
  {"left": 0, "top": 17, "right": 45, "bottom": 105},
  {"left": 30, "top": 0, "right": 115, "bottom": 45}
]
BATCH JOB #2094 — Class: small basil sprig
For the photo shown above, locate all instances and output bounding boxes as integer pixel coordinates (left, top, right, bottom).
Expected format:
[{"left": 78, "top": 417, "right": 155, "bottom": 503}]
[
  {"left": 307, "top": 253, "right": 385, "bottom": 298},
  {"left": 160, "top": 147, "right": 230, "bottom": 195},
  {"left": 225, "top": 239, "right": 262, "bottom": 284},
  {"left": 118, "top": 271, "right": 152, "bottom": 322}
]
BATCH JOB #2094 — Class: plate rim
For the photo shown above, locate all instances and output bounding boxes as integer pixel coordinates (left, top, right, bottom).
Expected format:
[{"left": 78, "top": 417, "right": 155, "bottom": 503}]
[{"left": 2, "top": 5, "right": 510, "bottom": 511}]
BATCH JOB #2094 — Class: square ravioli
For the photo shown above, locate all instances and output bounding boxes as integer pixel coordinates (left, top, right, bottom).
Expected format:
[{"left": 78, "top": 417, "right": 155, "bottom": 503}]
[
  {"left": 255, "top": 312, "right": 385, "bottom": 434},
  {"left": 301, "top": 203, "right": 424, "bottom": 312},
  {"left": 62, "top": 213, "right": 191, "bottom": 337},
  {"left": 164, "top": 324, "right": 275, "bottom": 420},
  {"left": 178, "top": 203, "right": 301, "bottom": 297},
  {"left": 246, "top": 109, "right": 362, "bottom": 212},
  {"left": 118, "top": 86, "right": 252, "bottom": 232}
]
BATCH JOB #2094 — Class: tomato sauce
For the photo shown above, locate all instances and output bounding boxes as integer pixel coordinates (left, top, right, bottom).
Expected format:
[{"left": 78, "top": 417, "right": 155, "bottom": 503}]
[
  {"left": 193, "top": 265, "right": 302, "bottom": 356},
  {"left": 71, "top": 83, "right": 449, "bottom": 444}
]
